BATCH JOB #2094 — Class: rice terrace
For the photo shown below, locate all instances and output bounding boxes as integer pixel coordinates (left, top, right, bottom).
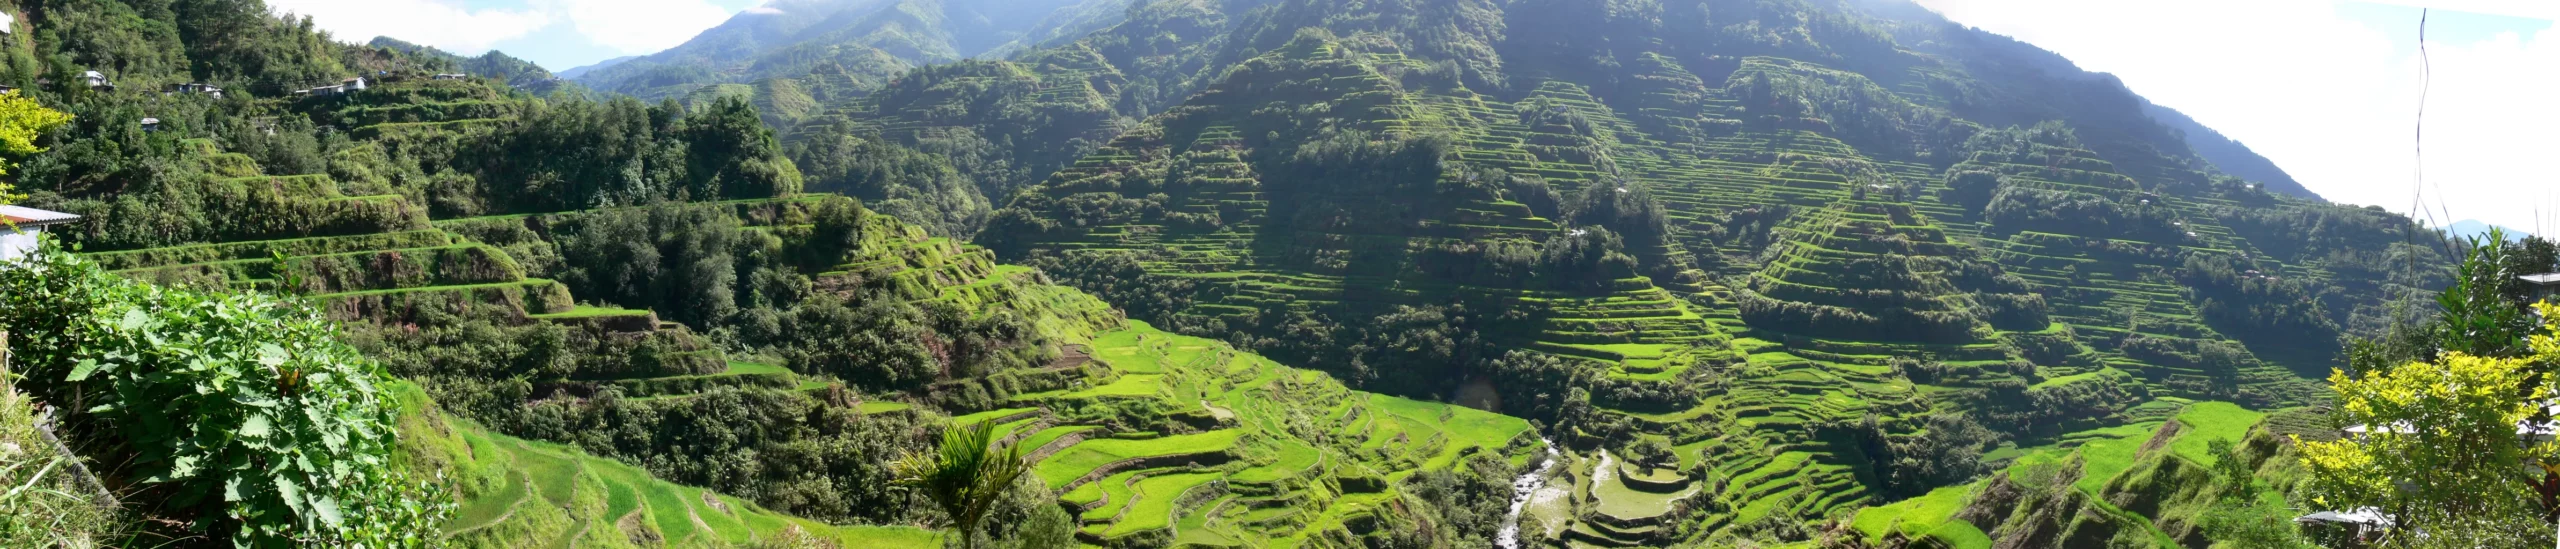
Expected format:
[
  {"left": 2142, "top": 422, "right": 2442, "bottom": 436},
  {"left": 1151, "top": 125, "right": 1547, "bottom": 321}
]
[{"left": 0, "top": 0, "right": 2553, "bottom": 548}]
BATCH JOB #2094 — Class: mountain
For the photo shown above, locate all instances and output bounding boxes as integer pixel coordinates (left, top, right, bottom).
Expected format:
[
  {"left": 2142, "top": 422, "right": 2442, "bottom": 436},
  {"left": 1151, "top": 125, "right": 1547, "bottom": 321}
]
[
  {"left": 2141, "top": 101, "right": 2319, "bottom": 200},
  {"left": 569, "top": 0, "right": 1134, "bottom": 100},
  {"left": 2447, "top": 218, "right": 2530, "bottom": 241},
  {"left": 927, "top": 0, "right": 2453, "bottom": 543},
  {"left": 555, "top": 55, "right": 639, "bottom": 79}
]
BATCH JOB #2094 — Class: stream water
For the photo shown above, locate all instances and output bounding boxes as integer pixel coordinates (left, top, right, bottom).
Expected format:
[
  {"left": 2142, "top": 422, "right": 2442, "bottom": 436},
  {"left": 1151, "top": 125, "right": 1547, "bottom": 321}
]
[{"left": 1495, "top": 437, "right": 1562, "bottom": 549}]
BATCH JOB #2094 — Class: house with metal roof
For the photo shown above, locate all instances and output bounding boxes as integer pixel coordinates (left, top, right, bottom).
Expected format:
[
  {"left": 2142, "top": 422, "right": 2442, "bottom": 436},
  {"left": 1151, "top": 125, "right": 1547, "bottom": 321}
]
[
  {"left": 2524, "top": 273, "right": 2560, "bottom": 305},
  {"left": 1, "top": 205, "right": 79, "bottom": 262},
  {"left": 2294, "top": 507, "right": 2388, "bottom": 546}
]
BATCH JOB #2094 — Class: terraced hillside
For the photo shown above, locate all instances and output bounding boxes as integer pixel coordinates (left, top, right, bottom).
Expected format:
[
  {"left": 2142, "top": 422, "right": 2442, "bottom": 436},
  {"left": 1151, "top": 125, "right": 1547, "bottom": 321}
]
[
  {"left": 989, "top": 36, "right": 1732, "bottom": 378},
  {"left": 1845, "top": 400, "right": 2310, "bottom": 549},
  {"left": 390, "top": 384, "right": 945, "bottom": 548},
  {"left": 779, "top": 43, "right": 1137, "bottom": 235},
  {"left": 57, "top": 75, "right": 1139, "bottom": 542},
  {"left": 92, "top": 135, "right": 580, "bottom": 321},
  {"left": 970, "top": 0, "right": 2450, "bottom": 543},
  {"left": 987, "top": 321, "right": 1539, "bottom": 546},
  {"left": 14, "top": 0, "right": 2465, "bottom": 545}
]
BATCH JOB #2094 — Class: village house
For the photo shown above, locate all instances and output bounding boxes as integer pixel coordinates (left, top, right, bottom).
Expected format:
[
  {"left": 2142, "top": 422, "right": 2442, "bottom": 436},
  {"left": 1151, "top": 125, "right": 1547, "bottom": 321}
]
[
  {"left": 294, "top": 77, "right": 368, "bottom": 97},
  {"left": 166, "top": 82, "right": 223, "bottom": 98},
  {"left": 2526, "top": 273, "right": 2560, "bottom": 305},
  {"left": 1, "top": 205, "right": 79, "bottom": 262}
]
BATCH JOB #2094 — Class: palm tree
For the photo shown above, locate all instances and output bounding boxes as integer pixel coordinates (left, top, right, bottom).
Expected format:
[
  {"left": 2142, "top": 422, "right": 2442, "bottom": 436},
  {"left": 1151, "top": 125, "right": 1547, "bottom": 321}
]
[{"left": 895, "top": 420, "right": 1027, "bottom": 549}]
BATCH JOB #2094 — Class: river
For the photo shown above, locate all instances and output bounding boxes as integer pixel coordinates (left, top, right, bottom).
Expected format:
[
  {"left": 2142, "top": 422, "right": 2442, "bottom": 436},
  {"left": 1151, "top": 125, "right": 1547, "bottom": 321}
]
[{"left": 1495, "top": 437, "right": 1562, "bottom": 549}]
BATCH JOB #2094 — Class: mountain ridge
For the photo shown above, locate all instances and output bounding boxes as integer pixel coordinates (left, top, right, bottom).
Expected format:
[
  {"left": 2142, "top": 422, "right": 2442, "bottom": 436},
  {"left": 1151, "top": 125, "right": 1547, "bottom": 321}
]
[{"left": 568, "top": 0, "right": 1132, "bottom": 100}]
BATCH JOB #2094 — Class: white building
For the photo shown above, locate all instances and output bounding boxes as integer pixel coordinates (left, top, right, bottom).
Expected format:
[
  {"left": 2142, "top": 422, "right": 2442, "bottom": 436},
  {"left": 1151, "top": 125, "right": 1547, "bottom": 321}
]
[
  {"left": 295, "top": 77, "right": 368, "bottom": 97},
  {"left": 167, "top": 82, "right": 223, "bottom": 98},
  {"left": 1, "top": 205, "right": 80, "bottom": 262},
  {"left": 80, "top": 70, "right": 108, "bottom": 89},
  {"left": 2525, "top": 273, "right": 2560, "bottom": 305},
  {"left": 2294, "top": 507, "right": 2388, "bottom": 543}
]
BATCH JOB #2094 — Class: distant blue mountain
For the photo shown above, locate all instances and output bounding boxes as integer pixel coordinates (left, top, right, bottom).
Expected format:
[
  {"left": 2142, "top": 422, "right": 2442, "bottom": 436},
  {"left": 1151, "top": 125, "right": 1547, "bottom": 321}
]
[
  {"left": 2446, "top": 219, "right": 2530, "bottom": 242},
  {"left": 557, "top": 55, "right": 638, "bottom": 80}
]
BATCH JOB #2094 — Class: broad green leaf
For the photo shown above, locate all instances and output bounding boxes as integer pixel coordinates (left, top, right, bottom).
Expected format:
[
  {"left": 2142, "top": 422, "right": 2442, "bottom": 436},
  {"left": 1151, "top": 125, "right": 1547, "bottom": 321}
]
[
  {"left": 171, "top": 455, "right": 200, "bottom": 478},
  {"left": 241, "top": 414, "right": 273, "bottom": 438},
  {"left": 312, "top": 495, "right": 344, "bottom": 528},
  {"left": 66, "top": 358, "right": 103, "bottom": 381},
  {"left": 118, "top": 308, "right": 146, "bottom": 330},
  {"left": 257, "top": 343, "right": 287, "bottom": 367},
  {"left": 274, "top": 475, "right": 305, "bottom": 514}
]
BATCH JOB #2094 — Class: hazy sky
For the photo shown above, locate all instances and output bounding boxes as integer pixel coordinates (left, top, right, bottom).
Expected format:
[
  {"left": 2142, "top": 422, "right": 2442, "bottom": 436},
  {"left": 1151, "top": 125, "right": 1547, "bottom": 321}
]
[
  {"left": 265, "top": 0, "right": 761, "bottom": 72},
  {"left": 278, "top": 0, "right": 2560, "bottom": 233},
  {"left": 1915, "top": 0, "right": 2559, "bottom": 234}
]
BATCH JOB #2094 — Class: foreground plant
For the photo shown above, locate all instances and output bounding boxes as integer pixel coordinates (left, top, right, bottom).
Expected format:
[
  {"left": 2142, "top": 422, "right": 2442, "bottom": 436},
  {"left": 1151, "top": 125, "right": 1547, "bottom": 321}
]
[
  {"left": 0, "top": 246, "right": 451, "bottom": 546},
  {"left": 0, "top": 91, "right": 71, "bottom": 204},
  {"left": 894, "top": 421, "right": 1027, "bottom": 549},
  {"left": 2298, "top": 302, "right": 2560, "bottom": 546}
]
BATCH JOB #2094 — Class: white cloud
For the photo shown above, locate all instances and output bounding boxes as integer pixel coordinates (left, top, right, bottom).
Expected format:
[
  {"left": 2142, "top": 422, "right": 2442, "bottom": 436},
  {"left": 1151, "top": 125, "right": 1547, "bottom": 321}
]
[
  {"left": 539, "top": 0, "right": 737, "bottom": 54},
  {"left": 743, "top": 4, "right": 785, "bottom": 15},
  {"left": 1912, "top": 0, "right": 2560, "bottom": 234},
  {"left": 267, "top": 0, "right": 551, "bottom": 55}
]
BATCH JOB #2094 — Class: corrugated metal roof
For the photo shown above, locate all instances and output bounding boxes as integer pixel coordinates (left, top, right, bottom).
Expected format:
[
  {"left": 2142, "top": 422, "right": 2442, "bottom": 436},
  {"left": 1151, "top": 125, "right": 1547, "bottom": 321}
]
[{"left": 0, "top": 205, "right": 80, "bottom": 225}]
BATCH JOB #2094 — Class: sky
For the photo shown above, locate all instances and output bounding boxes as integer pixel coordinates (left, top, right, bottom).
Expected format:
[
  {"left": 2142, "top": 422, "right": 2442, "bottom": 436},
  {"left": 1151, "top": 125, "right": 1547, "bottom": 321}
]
[
  {"left": 1913, "top": 0, "right": 2560, "bottom": 235},
  {"left": 276, "top": 0, "right": 2558, "bottom": 234},
  {"left": 265, "top": 0, "right": 762, "bottom": 73}
]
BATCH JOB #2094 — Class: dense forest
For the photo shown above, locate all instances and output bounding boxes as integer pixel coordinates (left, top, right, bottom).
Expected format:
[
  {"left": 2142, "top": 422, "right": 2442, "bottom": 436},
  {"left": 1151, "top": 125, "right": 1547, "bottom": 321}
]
[{"left": 0, "top": 0, "right": 2550, "bottom": 548}]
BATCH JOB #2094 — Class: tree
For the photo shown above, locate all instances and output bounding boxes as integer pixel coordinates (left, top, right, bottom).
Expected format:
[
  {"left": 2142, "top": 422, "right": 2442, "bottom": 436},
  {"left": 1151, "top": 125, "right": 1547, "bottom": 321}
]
[
  {"left": 2296, "top": 302, "right": 2560, "bottom": 546},
  {"left": 895, "top": 420, "right": 1029, "bottom": 549},
  {"left": 0, "top": 92, "right": 72, "bottom": 204},
  {"left": 2433, "top": 229, "right": 2537, "bottom": 360}
]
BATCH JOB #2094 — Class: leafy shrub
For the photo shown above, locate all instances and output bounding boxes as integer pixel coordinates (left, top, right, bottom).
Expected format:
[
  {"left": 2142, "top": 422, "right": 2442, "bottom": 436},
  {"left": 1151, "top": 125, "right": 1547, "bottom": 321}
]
[{"left": 0, "top": 247, "right": 449, "bottom": 546}]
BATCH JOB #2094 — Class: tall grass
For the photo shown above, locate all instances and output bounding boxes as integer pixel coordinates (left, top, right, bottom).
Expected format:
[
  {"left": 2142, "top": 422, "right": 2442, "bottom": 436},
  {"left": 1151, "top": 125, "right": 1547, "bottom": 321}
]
[{"left": 0, "top": 334, "right": 121, "bottom": 547}]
